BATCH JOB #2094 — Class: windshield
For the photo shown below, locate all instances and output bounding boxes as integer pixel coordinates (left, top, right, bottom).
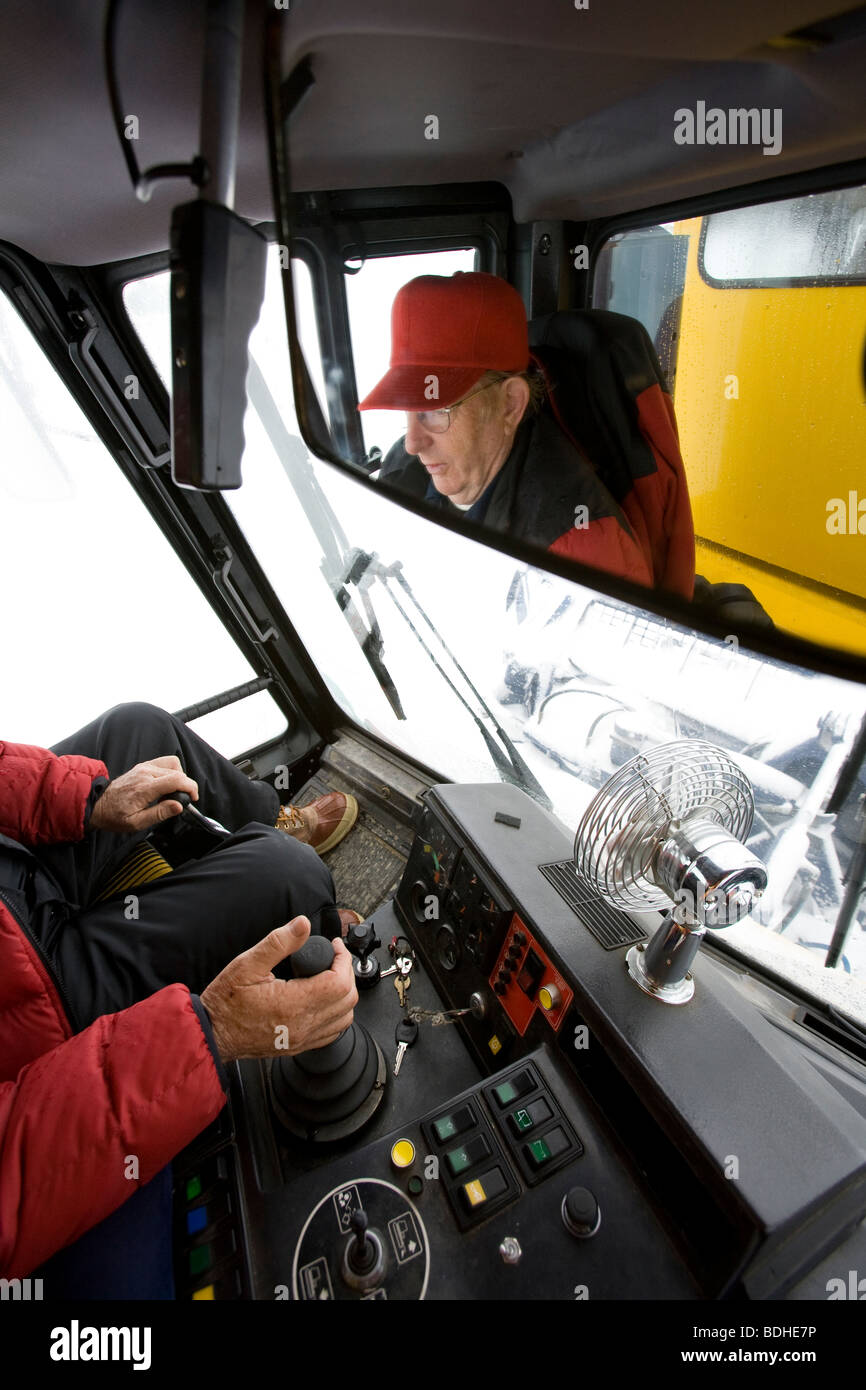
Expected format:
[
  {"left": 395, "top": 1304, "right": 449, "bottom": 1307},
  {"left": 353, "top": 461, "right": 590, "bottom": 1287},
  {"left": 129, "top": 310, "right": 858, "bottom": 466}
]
[
  {"left": 124, "top": 252, "right": 866, "bottom": 1025},
  {"left": 0, "top": 280, "right": 286, "bottom": 756}
]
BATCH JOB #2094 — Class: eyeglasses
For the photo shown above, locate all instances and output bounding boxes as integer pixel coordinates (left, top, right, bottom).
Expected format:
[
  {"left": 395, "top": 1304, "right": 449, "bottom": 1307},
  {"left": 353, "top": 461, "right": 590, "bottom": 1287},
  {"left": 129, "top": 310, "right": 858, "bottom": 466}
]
[{"left": 409, "top": 379, "right": 499, "bottom": 433}]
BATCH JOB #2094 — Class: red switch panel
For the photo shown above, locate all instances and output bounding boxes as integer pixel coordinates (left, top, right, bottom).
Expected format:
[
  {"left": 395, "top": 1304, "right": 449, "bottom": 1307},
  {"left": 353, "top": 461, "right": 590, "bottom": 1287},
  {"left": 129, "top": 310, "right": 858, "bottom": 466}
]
[{"left": 489, "top": 915, "right": 573, "bottom": 1036}]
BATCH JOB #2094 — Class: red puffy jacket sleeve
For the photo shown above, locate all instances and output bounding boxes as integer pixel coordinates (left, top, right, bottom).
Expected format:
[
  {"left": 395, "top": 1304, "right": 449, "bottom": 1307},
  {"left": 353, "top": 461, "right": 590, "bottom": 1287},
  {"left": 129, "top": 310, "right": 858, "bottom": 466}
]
[
  {"left": 0, "top": 741, "right": 108, "bottom": 846},
  {"left": 0, "top": 986, "right": 227, "bottom": 1277},
  {"left": 0, "top": 738, "right": 228, "bottom": 1276}
]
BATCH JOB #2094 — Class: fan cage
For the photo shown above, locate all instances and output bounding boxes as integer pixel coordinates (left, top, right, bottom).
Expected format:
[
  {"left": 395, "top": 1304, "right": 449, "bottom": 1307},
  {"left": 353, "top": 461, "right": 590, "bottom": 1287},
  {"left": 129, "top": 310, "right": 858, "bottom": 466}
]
[{"left": 574, "top": 741, "right": 755, "bottom": 912}]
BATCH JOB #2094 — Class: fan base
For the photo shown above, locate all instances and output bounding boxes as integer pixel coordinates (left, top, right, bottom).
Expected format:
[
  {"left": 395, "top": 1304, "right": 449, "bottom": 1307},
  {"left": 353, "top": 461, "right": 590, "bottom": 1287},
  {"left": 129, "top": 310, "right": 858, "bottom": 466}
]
[{"left": 626, "top": 941, "right": 695, "bottom": 1005}]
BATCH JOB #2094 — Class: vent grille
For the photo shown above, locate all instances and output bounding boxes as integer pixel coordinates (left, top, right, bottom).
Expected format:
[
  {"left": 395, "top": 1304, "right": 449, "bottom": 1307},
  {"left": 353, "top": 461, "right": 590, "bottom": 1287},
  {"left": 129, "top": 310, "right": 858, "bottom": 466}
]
[{"left": 539, "top": 860, "right": 647, "bottom": 950}]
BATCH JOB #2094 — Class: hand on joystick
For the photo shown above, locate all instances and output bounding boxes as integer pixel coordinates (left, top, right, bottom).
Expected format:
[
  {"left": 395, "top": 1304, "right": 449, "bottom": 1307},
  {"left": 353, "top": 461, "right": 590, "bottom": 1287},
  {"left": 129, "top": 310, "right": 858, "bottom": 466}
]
[
  {"left": 201, "top": 916, "right": 358, "bottom": 1062},
  {"left": 90, "top": 755, "right": 199, "bottom": 833}
]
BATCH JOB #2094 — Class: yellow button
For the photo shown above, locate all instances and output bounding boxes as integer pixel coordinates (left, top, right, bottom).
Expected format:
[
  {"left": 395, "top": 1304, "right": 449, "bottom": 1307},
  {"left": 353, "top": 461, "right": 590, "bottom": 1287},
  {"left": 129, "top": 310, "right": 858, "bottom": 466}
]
[
  {"left": 390, "top": 1138, "right": 416, "bottom": 1170},
  {"left": 488, "top": 1035, "right": 502, "bottom": 1055},
  {"left": 463, "top": 1179, "right": 487, "bottom": 1208},
  {"left": 539, "top": 983, "right": 562, "bottom": 1011},
  {"left": 192, "top": 1285, "right": 215, "bottom": 1300}
]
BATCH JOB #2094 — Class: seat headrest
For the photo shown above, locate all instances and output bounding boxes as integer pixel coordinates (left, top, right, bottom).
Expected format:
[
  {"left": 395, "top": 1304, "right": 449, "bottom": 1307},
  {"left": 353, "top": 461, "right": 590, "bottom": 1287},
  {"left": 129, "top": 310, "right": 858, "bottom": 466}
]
[{"left": 529, "top": 308, "right": 668, "bottom": 397}]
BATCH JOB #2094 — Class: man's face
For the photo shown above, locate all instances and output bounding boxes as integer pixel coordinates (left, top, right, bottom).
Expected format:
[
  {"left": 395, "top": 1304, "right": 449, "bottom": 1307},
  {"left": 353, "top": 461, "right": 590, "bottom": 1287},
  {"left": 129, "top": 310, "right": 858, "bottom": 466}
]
[{"left": 403, "top": 385, "right": 511, "bottom": 507}]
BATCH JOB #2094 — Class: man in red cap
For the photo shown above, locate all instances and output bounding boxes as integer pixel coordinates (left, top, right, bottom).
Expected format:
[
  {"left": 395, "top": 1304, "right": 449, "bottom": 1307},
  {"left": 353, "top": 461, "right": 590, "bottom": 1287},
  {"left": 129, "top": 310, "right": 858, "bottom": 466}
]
[{"left": 358, "top": 270, "right": 656, "bottom": 588}]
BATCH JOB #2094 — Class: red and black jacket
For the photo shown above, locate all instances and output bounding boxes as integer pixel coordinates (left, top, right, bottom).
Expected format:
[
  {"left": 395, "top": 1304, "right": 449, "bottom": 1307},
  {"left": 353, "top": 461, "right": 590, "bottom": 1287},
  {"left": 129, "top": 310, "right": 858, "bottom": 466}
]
[
  {"left": 379, "top": 308, "right": 695, "bottom": 599},
  {"left": 379, "top": 409, "right": 656, "bottom": 588},
  {"left": 529, "top": 309, "right": 695, "bottom": 599},
  {"left": 0, "top": 741, "right": 227, "bottom": 1278}
]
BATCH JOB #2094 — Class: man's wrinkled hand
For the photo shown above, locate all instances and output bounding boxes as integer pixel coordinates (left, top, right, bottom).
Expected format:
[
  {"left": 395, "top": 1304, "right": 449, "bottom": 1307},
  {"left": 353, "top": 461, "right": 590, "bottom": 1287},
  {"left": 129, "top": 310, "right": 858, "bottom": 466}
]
[
  {"left": 89, "top": 755, "right": 199, "bottom": 834},
  {"left": 200, "top": 916, "right": 359, "bottom": 1062}
]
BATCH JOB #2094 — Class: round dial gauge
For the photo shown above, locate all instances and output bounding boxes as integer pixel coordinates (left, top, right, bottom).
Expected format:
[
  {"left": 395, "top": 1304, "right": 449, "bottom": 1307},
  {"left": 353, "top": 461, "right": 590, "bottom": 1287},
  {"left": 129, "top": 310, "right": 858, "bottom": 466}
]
[{"left": 435, "top": 922, "right": 460, "bottom": 971}]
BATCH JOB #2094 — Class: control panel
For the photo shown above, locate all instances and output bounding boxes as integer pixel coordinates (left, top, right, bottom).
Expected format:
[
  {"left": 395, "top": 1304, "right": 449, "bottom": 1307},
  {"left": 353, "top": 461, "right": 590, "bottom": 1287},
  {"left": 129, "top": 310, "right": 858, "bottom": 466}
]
[
  {"left": 243, "top": 1048, "right": 699, "bottom": 1301},
  {"left": 489, "top": 916, "right": 574, "bottom": 1037},
  {"left": 394, "top": 802, "right": 580, "bottom": 1072},
  {"left": 210, "top": 781, "right": 866, "bottom": 1301},
  {"left": 208, "top": 786, "right": 723, "bottom": 1301}
]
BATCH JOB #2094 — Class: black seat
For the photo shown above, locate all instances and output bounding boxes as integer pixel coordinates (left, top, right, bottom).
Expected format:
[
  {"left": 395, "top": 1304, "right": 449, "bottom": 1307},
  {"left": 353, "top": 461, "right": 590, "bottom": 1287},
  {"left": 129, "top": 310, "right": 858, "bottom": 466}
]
[{"left": 529, "top": 309, "right": 771, "bottom": 626}]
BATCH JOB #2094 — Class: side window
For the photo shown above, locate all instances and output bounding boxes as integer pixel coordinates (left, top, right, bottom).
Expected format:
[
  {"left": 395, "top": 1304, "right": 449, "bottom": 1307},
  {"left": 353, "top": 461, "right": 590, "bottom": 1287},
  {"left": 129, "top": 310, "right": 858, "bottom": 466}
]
[
  {"left": 344, "top": 249, "right": 477, "bottom": 462},
  {"left": 591, "top": 187, "right": 866, "bottom": 658},
  {"left": 0, "top": 285, "right": 286, "bottom": 755},
  {"left": 592, "top": 226, "right": 689, "bottom": 392}
]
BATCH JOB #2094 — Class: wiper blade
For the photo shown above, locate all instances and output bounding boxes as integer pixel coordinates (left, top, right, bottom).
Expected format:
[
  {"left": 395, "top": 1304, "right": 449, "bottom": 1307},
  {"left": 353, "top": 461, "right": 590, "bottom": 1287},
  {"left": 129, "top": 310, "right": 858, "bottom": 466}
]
[
  {"left": 246, "top": 357, "right": 406, "bottom": 720},
  {"left": 349, "top": 552, "right": 551, "bottom": 809},
  {"left": 246, "top": 357, "right": 551, "bottom": 798},
  {"left": 825, "top": 798, "right": 866, "bottom": 970},
  {"left": 336, "top": 549, "right": 406, "bottom": 719}
]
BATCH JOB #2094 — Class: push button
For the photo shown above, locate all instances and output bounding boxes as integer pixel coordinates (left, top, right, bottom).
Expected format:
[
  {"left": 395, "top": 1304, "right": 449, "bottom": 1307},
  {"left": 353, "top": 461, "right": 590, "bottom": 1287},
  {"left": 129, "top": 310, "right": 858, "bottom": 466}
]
[
  {"left": 492, "top": 1070, "right": 533, "bottom": 1108},
  {"left": 538, "top": 983, "right": 562, "bottom": 1011},
  {"left": 186, "top": 1206, "right": 208, "bottom": 1236},
  {"left": 461, "top": 1166, "right": 508, "bottom": 1211},
  {"left": 390, "top": 1139, "right": 416, "bottom": 1170},
  {"left": 186, "top": 1227, "right": 237, "bottom": 1283},
  {"left": 508, "top": 1096, "right": 553, "bottom": 1136},
  {"left": 562, "top": 1186, "right": 601, "bottom": 1239},
  {"left": 432, "top": 1104, "right": 474, "bottom": 1144},
  {"left": 188, "top": 1266, "right": 242, "bottom": 1300},
  {"left": 525, "top": 1126, "right": 571, "bottom": 1169},
  {"left": 445, "top": 1133, "right": 490, "bottom": 1177},
  {"left": 189, "top": 1244, "right": 212, "bottom": 1278}
]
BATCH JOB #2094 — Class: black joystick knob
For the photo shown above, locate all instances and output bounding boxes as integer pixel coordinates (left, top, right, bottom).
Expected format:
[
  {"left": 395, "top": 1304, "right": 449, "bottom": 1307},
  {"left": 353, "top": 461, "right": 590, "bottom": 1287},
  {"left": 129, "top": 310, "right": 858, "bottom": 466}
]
[
  {"left": 291, "top": 935, "right": 336, "bottom": 978},
  {"left": 269, "top": 933, "right": 387, "bottom": 1143},
  {"left": 151, "top": 790, "right": 230, "bottom": 861},
  {"left": 345, "top": 920, "right": 382, "bottom": 990},
  {"left": 347, "top": 1210, "right": 377, "bottom": 1275},
  {"left": 288, "top": 937, "right": 351, "bottom": 1067},
  {"left": 340, "top": 1207, "right": 385, "bottom": 1290},
  {"left": 561, "top": 1186, "right": 601, "bottom": 1239}
]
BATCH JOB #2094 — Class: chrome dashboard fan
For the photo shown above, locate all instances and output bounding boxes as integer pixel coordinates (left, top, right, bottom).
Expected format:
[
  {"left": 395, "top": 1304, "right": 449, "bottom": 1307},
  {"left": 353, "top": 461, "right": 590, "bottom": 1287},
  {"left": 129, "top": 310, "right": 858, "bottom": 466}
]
[{"left": 575, "top": 741, "right": 768, "bottom": 1004}]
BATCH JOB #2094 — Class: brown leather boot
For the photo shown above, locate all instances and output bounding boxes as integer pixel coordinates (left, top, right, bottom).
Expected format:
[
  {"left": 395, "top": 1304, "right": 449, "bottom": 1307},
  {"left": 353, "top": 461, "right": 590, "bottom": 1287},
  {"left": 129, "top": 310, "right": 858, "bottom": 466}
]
[
  {"left": 275, "top": 792, "right": 359, "bottom": 855},
  {"left": 336, "top": 909, "right": 363, "bottom": 938}
]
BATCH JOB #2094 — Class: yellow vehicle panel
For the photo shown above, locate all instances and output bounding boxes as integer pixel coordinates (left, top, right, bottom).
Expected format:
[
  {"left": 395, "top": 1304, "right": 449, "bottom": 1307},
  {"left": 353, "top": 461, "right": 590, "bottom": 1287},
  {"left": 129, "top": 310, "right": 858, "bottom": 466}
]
[{"left": 673, "top": 216, "right": 866, "bottom": 651}]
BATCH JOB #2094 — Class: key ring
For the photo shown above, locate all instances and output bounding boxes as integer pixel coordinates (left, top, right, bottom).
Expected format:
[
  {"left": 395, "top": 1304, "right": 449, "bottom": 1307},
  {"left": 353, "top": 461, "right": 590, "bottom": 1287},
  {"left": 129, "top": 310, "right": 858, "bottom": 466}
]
[{"left": 388, "top": 934, "right": 416, "bottom": 964}]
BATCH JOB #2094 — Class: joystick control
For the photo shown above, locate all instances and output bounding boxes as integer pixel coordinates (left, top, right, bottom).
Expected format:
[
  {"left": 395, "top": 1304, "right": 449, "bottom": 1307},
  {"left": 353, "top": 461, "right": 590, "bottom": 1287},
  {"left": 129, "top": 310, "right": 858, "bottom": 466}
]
[
  {"left": 345, "top": 918, "right": 382, "bottom": 989},
  {"left": 150, "top": 790, "right": 231, "bottom": 863},
  {"left": 341, "top": 1209, "right": 386, "bottom": 1291},
  {"left": 269, "top": 935, "right": 387, "bottom": 1143}
]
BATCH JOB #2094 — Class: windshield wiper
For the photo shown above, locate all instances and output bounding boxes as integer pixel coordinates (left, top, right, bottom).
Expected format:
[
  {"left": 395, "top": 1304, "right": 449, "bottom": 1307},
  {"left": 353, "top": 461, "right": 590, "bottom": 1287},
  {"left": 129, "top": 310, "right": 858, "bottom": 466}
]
[
  {"left": 246, "top": 356, "right": 550, "bottom": 803},
  {"left": 246, "top": 356, "right": 405, "bottom": 718},
  {"left": 342, "top": 551, "right": 552, "bottom": 808},
  {"left": 825, "top": 711, "right": 866, "bottom": 970}
]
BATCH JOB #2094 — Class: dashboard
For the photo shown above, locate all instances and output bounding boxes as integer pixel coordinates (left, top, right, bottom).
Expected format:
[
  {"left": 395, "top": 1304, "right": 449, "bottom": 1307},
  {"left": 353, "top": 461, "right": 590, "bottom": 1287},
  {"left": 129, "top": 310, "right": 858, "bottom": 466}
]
[{"left": 169, "top": 783, "right": 866, "bottom": 1301}]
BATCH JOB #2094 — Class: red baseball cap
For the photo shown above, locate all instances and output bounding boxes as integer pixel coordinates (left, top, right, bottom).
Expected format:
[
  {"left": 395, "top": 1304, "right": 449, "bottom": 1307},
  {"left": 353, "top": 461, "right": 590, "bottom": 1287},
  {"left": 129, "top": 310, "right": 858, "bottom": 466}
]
[{"left": 357, "top": 271, "right": 529, "bottom": 412}]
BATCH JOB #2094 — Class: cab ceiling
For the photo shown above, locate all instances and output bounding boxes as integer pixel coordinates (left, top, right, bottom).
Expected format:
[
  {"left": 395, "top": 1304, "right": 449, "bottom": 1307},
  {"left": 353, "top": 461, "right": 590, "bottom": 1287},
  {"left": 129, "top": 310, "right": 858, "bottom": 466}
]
[{"left": 0, "top": 0, "right": 864, "bottom": 266}]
